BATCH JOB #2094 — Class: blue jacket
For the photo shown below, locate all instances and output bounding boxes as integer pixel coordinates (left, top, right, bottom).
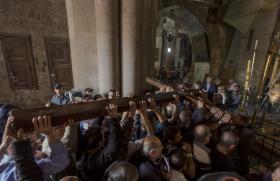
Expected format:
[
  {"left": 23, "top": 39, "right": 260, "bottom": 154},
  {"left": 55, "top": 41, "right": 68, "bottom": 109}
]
[
  {"left": 202, "top": 83, "right": 217, "bottom": 94},
  {"left": 0, "top": 140, "right": 69, "bottom": 181}
]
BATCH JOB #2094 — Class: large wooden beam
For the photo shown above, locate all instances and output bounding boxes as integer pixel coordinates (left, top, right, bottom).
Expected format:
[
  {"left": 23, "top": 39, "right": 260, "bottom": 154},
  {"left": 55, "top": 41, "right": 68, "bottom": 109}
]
[
  {"left": 146, "top": 77, "right": 249, "bottom": 127},
  {"left": 146, "top": 77, "right": 164, "bottom": 88},
  {"left": 11, "top": 78, "right": 248, "bottom": 132},
  {"left": 12, "top": 92, "right": 176, "bottom": 132}
]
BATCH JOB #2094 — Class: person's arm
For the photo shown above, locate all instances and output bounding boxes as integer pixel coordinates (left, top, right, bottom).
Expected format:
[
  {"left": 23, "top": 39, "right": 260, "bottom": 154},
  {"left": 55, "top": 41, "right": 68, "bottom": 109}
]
[
  {"left": 155, "top": 110, "right": 167, "bottom": 123},
  {"left": 0, "top": 125, "right": 11, "bottom": 160},
  {"left": 61, "top": 119, "right": 78, "bottom": 154},
  {"left": 36, "top": 140, "right": 70, "bottom": 175},
  {"left": 167, "top": 103, "right": 179, "bottom": 123},
  {"left": 103, "top": 111, "right": 122, "bottom": 155},
  {"left": 96, "top": 104, "right": 125, "bottom": 164},
  {"left": 138, "top": 101, "right": 153, "bottom": 135},
  {"left": 120, "top": 102, "right": 136, "bottom": 144},
  {"left": 121, "top": 101, "right": 136, "bottom": 124},
  {"left": 5, "top": 116, "right": 44, "bottom": 181},
  {"left": 148, "top": 98, "right": 167, "bottom": 123},
  {"left": 33, "top": 116, "right": 70, "bottom": 175}
]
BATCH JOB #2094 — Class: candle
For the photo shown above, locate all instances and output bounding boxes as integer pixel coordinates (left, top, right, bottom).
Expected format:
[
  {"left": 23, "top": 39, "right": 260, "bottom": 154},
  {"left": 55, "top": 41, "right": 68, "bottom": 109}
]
[
  {"left": 271, "top": 58, "right": 279, "bottom": 84},
  {"left": 244, "top": 59, "right": 252, "bottom": 92},
  {"left": 249, "top": 40, "right": 258, "bottom": 89}
]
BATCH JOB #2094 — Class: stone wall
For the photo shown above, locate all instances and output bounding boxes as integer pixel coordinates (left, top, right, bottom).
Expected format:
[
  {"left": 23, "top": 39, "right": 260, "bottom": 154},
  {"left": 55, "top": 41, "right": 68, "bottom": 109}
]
[
  {"left": 66, "top": 0, "right": 99, "bottom": 94},
  {"left": 0, "top": 0, "right": 69, "bottom": 108},
  {"left": 225, "top": 7, "right": 278, "bottom": 92}
]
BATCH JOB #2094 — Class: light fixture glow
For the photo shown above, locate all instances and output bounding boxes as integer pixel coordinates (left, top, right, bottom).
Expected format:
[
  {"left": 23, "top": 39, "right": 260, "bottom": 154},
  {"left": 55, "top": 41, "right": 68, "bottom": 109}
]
[{"left": 167, "top": 47, "right": 171, "bottom": 53}]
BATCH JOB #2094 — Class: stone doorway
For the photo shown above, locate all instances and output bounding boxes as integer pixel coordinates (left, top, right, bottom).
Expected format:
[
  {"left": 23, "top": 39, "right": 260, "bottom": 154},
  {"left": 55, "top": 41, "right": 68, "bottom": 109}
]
[{"left": 154, "top": 6, "right": 211, "bottom": 85}]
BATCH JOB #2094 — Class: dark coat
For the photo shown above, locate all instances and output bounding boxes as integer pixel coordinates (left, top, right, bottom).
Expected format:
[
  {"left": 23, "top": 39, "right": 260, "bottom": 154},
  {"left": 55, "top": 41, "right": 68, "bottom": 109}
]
[
  {"left": 77, "top": 118, "right": 128, "bottom": 181},
  {"left": 202, "top": 83, "right": 217, "bottom": 100},
  {"left": 130, "top": 151, "right": 167, "bottom": 181},
  {"left": 210, "top": 148, "right": 237, "bottom": 173},
  {"left": 13, "top": 140, "right": 44, "bottom": 181}
]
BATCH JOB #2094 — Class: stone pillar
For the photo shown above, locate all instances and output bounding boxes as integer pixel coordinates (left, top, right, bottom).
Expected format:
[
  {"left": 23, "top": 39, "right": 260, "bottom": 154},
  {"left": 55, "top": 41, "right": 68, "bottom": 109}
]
[
  {"left": 121, "top": 0, "right": 139, "bottom": 96},
  {"left": 121, "top": 0, "right": 158, "bottom": 96},
  {"left": 66, "top": 0, "right": 99, "bottom": 92},
  {"left": 174, "top": 37, "right": 181, "bottom": 69},
  {"left": 139, "top": 0, "right": 159, "bottom": 91},
  {"left": 95, "top": 0, "right": 120, "bottom": 94}
]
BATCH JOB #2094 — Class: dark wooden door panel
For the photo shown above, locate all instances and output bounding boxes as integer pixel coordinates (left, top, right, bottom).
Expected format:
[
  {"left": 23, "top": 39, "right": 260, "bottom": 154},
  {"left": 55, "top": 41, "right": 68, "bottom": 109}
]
[
  {"left": 53, "top": 67, "right": 73, "bottom": 89},
  {"left": 10, "top": 62, "right": 34, "bottom": 89},
  {"left": 0, "top": 34, "right": 38, "bottom": 90},
  {"left": 45, "top": 37, "right": 73, "bottom": 89}
]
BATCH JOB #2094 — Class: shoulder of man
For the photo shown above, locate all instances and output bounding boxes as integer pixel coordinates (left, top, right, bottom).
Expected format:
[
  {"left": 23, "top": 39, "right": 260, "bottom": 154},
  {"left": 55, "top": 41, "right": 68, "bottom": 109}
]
[{"left": 51, "top": 95, "right": 58, "bottom": 101}]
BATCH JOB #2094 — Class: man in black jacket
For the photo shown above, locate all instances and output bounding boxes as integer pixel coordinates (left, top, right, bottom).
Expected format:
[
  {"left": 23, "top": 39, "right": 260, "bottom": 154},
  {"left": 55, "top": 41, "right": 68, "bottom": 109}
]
[
  {"left": 211, "top": 131, "right": 239, "bottom": 173},
  {"left": 131, "top": 135, "right": 169, "bottom": 181},
  {"left": 77, "top": 104, "right": 128, "bottom": 181}
]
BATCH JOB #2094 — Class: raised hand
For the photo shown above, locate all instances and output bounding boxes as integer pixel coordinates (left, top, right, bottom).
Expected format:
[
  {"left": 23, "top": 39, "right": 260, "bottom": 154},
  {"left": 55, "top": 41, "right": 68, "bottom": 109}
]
[
  {"left": 159, "top": 85, "right": 166, "bottom": 93},
  {"left": 64, "top": 119, "right": 75, "bottom": 127},
  {"left": 32, "top": 115, "right": 59, "bottom": 143},
  {"left": 220, "top": 112, "right": 232, "bottom": 124},
  {"left": 128, "top": 101, "right": 137, "bottom": 118},
  {"left": 173, "top": 95, "right": 180, "bottom": 105},
  {"left": 138, "top": 100, "right": 147, "bottom": 115},
  {"left": 166, "top": 86, "right": 175, "bottom": 92},
  {"left": 106, "top": 104, "right": 119, "bottom": 119},
  {"left": 148, "top": 98, "right": 157, "bottom": 111},
  {"left": 214, "top": 110, "right": 223, "bottom": 120},
  {"left": 2, "top": 116, "right": 26, "bottom": 142},
  {"left": 32, "top": 115, "right": 53, "bottom": 135},
  {"left": 1, "top": 117, "right": 13, "bottom": 150}
]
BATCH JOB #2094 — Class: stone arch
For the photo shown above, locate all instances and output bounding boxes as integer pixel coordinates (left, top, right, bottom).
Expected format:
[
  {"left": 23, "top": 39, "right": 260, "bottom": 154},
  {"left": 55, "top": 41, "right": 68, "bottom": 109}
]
[
  {"left": 156, "top": 6, "right": 210, "bottom": 65},
  {"left": 155, "top": 6, "right": 211, "bottom": 83}
]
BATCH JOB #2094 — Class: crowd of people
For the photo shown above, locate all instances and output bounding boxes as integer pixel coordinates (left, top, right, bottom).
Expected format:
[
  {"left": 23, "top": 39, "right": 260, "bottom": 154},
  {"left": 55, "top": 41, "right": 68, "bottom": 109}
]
[{"left": 0, "top": 76, "right": 279, "bottom": 181}]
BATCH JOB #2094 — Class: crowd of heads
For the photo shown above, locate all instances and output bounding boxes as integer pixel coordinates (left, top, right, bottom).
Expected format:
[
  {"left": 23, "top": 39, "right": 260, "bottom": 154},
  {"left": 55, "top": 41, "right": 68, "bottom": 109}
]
[{"left": 0, "top": 77, "right": 279, "bottom": 181}]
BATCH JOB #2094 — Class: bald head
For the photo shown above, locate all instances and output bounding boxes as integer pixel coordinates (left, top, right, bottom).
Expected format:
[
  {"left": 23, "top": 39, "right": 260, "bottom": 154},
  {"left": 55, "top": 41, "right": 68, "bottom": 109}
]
[
  {"left": 59, "top": 176, "right": 79, "bottom": 181},
  {"left": 104, "top": 162, "right": 139, "bottom": 181},
  {"left": 219, "top": 131, "right": 239, "bottom": 148},
  {"left": 143, "top": 136, "right": 162, "bottom": 152},
  {"left": 143, "top": 136, "right": 163, "bottom": 160},
  {"left": 166, "top": 104, "right": 174, "bottom": 117},
  {"left": 219, "top": 176, "right": 240, "bottom": 181},
  {"left": 194, "top": 125, "right": 211, "bottom": 144}
]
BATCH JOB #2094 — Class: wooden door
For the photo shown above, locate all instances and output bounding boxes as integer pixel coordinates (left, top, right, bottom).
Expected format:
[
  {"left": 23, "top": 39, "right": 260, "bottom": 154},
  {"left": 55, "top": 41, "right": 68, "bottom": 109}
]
[
  {"left": 0, "top": 34, "right": 38, "bottom": 90},
  {"left": 45, "top": 37, "right": 73, "bottom": 89}
]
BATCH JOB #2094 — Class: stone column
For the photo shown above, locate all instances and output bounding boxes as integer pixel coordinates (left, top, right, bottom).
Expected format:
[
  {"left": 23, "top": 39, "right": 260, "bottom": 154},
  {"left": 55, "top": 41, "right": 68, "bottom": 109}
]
[
  {"left": 139, "top": 0, "right": 159, "bottom": 91},
  {"left": 66, "top": 0, "right": 99, "bottom": 92},
  {"left": 174, "top": 37, "right": 181, "bottom": 69},
  {"left": 121, "top": 0, "right": 158, "bottom": 96},
  {"left": 95, "top": 0, "right": 120, "bottom": 94},
  {"left": 121, "top": 0, "right": 139, "bottom": 96}
]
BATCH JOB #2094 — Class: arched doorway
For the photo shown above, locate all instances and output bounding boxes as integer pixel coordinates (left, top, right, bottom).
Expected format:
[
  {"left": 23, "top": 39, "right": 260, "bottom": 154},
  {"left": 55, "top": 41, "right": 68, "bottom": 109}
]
[{"left": 155, "top": 6, "right": 211, "bottom": 85}]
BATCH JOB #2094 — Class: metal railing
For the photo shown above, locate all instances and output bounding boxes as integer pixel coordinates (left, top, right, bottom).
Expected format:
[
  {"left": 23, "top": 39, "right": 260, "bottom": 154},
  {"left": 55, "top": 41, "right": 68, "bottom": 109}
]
[
  {"left": 247, "top": 99, "right": 280, "bottom": 172},
  {"left": 256, "top": 102, "right": 280, "bottom": 125},
  {"left": 250, "top": 124, "right": 280, "bottom": 172}
]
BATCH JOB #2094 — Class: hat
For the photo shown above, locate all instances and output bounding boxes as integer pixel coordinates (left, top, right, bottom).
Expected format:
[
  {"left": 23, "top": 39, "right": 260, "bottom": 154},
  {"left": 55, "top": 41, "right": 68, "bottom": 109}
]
[
  {"left": 85, "top": 88, "right": 94, "bottom": 92},
  {"left": 53, "top": 83, "right": 62, "bottom": 89}
]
